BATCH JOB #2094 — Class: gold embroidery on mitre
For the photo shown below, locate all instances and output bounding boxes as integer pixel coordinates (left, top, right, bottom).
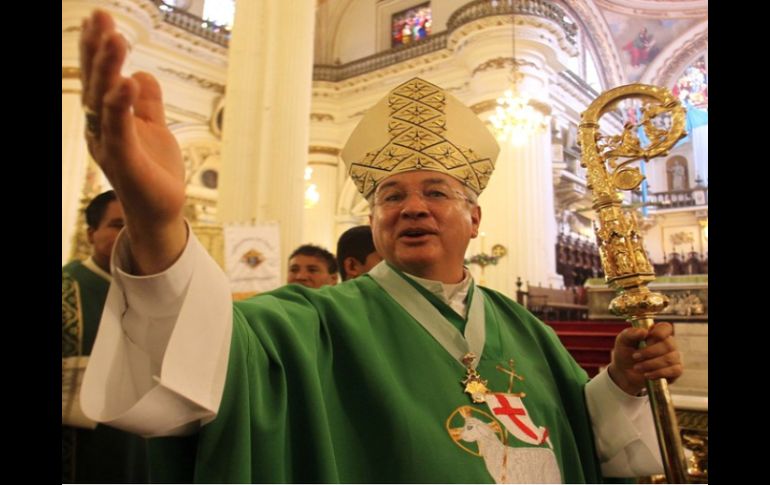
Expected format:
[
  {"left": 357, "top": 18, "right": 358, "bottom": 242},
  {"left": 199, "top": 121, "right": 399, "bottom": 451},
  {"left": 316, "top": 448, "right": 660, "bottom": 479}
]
[{"left": 348, "top": 78, "right": 495, "bottom": 198}]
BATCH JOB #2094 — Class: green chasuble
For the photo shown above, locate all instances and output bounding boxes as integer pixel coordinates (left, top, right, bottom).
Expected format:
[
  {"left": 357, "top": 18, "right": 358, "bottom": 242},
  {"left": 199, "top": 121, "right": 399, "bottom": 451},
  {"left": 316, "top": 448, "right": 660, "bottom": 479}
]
[
  {"left": 62, "top": 260, "right": 149, "bottom": 484},
  {"left": 150, "top": 265, "right": 607, "bottom": 483}
]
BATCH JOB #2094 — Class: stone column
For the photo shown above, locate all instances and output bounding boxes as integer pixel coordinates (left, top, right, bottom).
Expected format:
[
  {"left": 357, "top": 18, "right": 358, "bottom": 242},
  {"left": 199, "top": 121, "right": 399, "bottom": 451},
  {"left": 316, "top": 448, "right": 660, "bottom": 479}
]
[
  {"left": 453, "top": 17, "right": 574, "bottom": 295},
  {"left": 217, "top": 0, "right": 315, "bottom": 282},
  {"left": 692, "top": 125, "right": 708, "bottom": 185},
  {"left": 302, "top": 148, "right": 340, "bottom": 251},
  {"left": 478, "top": 127, "right": 563, "bottom": 293},
  {"left": 61, "top": 66, "right": 90, "bottom": 265}
]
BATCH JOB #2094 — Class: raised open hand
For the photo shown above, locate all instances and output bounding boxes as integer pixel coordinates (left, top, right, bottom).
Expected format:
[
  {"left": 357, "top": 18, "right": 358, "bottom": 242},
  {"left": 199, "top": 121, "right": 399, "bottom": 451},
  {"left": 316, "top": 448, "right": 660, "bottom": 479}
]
[{"left": 80, "top": 10, "right": 187, "bottom": 273}]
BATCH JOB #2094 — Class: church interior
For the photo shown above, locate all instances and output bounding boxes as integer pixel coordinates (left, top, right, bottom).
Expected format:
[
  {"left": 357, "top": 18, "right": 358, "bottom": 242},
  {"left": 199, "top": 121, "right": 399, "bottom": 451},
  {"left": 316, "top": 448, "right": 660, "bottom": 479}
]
[{"left": 62, "top": 0, "right": 708, "bottom": 481}]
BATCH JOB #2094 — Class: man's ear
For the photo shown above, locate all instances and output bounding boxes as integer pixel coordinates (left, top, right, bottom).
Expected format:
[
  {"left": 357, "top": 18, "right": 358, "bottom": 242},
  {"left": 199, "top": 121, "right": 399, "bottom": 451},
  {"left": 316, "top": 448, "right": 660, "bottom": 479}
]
[
  {"left": 87, "top": 227, "right": 95, "bottom": 245},
  {"left": 470, "top": 205, "right": 481, "bottom": 238},
  {"left": 344, "top": 257, "right": 361, "bottom": 279}
]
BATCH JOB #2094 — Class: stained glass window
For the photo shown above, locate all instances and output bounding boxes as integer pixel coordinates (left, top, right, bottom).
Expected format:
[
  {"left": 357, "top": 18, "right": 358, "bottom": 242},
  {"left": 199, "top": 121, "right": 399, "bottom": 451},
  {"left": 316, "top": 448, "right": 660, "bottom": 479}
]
[
  {"left": 672, "top": 56, "right": 708, "bottom": 109},
  {"left": 391, "top": 3, "right": 432, "bottom": 48}
]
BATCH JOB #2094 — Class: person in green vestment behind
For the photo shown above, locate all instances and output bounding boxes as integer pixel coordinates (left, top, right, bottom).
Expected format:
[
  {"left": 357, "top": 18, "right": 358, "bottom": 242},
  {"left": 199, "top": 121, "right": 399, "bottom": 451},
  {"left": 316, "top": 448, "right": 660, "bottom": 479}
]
[
  {"left": 78, "top": 10, "right": 684, "bottom": 483},
  {"left": 62, "top": 190, "right": 149, "bottom": 483},
  {"left": 336, "top": 225, "right": 383, "bottom": 281}
]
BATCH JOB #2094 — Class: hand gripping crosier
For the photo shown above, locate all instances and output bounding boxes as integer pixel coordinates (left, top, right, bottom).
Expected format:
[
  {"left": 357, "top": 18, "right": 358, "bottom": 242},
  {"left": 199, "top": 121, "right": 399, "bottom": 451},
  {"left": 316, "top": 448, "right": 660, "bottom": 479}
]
[{"left": 578, "top": 84, "right": 689, "bottom": 483}]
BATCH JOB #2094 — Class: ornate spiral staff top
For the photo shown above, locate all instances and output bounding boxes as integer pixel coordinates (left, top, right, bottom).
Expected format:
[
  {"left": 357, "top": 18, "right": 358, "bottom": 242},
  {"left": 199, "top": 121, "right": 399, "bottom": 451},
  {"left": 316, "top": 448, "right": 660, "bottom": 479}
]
[{"left": 578, "top": 84, "right": 689, "bottom": 483}]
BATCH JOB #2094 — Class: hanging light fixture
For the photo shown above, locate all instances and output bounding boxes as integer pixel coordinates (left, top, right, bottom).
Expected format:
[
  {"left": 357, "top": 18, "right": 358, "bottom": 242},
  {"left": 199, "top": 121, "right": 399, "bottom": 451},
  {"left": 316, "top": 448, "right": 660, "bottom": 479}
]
[{"left": 489, "top": 6, "right": 548, "bottom": 145}]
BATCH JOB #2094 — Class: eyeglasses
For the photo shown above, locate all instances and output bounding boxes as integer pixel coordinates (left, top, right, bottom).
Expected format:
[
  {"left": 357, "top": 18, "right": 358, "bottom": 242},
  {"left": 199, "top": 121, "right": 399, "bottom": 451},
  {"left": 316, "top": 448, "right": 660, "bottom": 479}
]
[{"left": 373, "top": 184, "right": 471, "bottom": 210}]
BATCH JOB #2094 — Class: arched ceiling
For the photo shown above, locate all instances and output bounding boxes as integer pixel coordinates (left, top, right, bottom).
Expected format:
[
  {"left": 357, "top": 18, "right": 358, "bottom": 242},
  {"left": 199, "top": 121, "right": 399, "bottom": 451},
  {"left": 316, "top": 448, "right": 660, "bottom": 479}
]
[{"left": 313, "top": 0, "right": 708, "bottom": 87}]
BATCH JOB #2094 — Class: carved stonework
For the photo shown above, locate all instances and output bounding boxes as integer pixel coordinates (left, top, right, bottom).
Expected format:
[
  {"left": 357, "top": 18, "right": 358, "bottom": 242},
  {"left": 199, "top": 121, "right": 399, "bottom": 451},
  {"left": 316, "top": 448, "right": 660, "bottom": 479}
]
[
  {"left": 647, "top": 30, "right": 708, "bottom": 88},
  {"left": 470, "top": 97, "right": 550, "bottom": 117},
  {"left": 448, "top": 14, "right": 578, "bottom": 56},
  {"left": 308, "top": 146, "right": 341, "bottom": 156},
  {"left": 157, "top": 66, "right": 225, "bottom": 93},
  {"left": 182, "top": 145, "right": 221, "bottom": 185},
  {"left": 62, "top": 67, "right": 80, "bottom": 79},
  {"left": 562, "top": 0, "right": 623, "bottom": 87},
  {"left": 471, "top": 57, "right": 536, "bottom": 77},
  {"left": 69, "top": 199, "right": 91, "bottom": 263},
  {"left": 184, "top": 195, "right": 218, "bottom": 225},
  {"left": 69, "top": 161, "right": 105, "bottom": 262},
  {"left": 594, "top": 0, "right": 707, "bottom": 19},
  {"left": 470, "top": 99, "right": 499, "bottom": 115},
  {"left": 310, "top": 113, "right": 335, "bottom": 122},
  {"left": 677, "top": 409, "right": 708, "bottom": 483},
  {"left": 190, "top": 221, "right": 224, "bottom": 268}
]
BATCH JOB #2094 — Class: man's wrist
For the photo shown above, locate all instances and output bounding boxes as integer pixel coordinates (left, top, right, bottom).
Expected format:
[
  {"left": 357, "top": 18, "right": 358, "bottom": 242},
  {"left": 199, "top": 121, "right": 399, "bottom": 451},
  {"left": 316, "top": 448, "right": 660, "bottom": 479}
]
[{"left": 607, "top": 363, "right": 643, "bottom": 396}]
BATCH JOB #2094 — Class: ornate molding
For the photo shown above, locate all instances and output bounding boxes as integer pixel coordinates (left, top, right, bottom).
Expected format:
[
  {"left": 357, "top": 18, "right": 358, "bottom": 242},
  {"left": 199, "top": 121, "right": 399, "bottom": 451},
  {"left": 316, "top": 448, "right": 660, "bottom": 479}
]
[
  {"left": 63, "top": 25, "right": 81, "bottom": 34},
  {"left": 310, "top": 113, "right": 335, "bottom": 122},
  {"left": 449, "top": 14, "right": 578, "bottom": 58},
  {"left": 182, "top": 144, "right": 220, "bottom": 184},
  {"left": 62, "top": 67, "right": 80, "bottom": 79},
  {"left": 157, "top": 66, "right": 225, "bottom": 93},
  {"left": 559, "top": 70, "right": 600, "bottom": 99},
  {"left": 563, "top": 0, "right": 624, "bottom": 87},
  {"left": 148, "top": 0, "right": 230, "bottom": 48},
  {"left": 314, "top": 32, "right": 449, "bottom": 83},
  {"left": 165, "top": 104, "right": 208, "bottom": 123},
  {"left": 313, "top": 0, "right": 577, "bottom": 83},
  {"left": 447, "top": 0, "right": 577, "bottom": 45},
  {"left": 594, "top": 0, "right": 707, "bottom": 18},
  {"left": 554, "top": 71, "right": 622, "bottom": 127},
  {"left": 308, "top": 146, "right": 341, "bottom": 156},
  {"left": 70, "top": 160, "right": 107, "bottom": 262},
  {"left": 62, "top": 89, "right": 82, "bottom": 95},
  {"left": 470, "top": 99, "right": 499, "bottom": 115},
  {"left": 676, "top": 409, "right": 707, "bottom": 432},
  {"left": 471, "top": 57, "right": 537, "bottom": 77},
  {"left": 308, "top": 160, "right": 339, "bottom": 167},
  {"left": 470, "top": 98, "right": 551, "bottom": 117},
  {"left": 644, "top": 29, "right": 708, "bottom": 88}
]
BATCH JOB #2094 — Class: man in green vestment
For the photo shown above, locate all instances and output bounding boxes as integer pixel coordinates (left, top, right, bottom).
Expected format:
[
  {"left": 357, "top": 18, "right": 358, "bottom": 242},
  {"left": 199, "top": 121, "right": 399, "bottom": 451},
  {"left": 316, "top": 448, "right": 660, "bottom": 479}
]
[
  {"left": 78, "top": 10, "right": 683, "bottom": 483},
  {"left": 62, "top": 190, "right": 149, "bottom": 483}
]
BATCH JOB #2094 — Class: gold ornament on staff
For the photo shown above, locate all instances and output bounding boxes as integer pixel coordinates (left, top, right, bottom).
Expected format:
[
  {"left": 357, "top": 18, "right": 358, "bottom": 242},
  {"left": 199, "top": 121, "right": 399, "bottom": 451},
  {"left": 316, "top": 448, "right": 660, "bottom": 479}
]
[{"left": 578, "top": 83, "right": 689, "bottom": 483}]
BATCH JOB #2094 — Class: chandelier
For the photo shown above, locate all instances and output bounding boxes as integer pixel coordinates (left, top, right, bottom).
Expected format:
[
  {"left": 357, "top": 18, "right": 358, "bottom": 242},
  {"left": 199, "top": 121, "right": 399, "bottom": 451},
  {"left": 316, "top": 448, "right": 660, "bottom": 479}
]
[
  {"left": 489, "top": 11, "right": 548, "bottom": 145},
  {"left": 304, "top": 167, "right": 320, "bottom": 209}
]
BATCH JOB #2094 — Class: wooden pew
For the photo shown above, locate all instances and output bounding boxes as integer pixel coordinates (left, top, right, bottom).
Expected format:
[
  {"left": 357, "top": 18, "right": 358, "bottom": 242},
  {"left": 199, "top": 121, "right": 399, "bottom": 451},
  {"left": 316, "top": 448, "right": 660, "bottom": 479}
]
[{"left": 516, "top": 279, "right": 589, "bottom": 321}]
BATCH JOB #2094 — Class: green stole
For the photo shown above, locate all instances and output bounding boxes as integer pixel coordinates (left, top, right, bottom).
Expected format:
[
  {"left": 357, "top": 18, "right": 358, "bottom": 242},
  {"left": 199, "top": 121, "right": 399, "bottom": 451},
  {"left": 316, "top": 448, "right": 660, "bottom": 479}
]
[{"left": 368, "top": 262, "right": 484, "bottom": 364}]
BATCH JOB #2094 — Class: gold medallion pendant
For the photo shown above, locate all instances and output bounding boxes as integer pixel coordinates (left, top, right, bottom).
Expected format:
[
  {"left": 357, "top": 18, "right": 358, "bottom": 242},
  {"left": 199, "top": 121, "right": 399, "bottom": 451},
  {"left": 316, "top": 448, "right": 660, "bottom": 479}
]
[{"left": 461, "top": 353, "right": 489, "bottom": 403}]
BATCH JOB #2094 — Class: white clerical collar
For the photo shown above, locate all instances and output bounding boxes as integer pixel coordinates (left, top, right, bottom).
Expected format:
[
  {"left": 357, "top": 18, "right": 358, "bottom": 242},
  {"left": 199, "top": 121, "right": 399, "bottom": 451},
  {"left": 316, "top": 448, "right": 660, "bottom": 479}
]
[
  {"left": 401, "top": 268, "right": 473, "bottom": 318},
  {"left": 83, "top": 256, "right": 112, "bottom": 282}
]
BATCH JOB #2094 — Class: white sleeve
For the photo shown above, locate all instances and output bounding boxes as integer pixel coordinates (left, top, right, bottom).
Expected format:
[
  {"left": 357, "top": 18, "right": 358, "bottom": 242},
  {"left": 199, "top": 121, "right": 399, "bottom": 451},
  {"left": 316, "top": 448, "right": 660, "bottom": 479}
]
[
  {"left": 80, "top": 224, "right": 233, "bottom": 438},
  {"left": 585, "top": 369, "right": 664, "bottom": 477}
]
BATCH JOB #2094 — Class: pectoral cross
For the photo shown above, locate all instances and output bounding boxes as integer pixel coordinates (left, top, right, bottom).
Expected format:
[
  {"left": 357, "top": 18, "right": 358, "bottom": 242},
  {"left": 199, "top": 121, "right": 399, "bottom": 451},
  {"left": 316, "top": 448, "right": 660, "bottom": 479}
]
[{"left": 496, "top": 358, "right": 526, "bottom": 397}]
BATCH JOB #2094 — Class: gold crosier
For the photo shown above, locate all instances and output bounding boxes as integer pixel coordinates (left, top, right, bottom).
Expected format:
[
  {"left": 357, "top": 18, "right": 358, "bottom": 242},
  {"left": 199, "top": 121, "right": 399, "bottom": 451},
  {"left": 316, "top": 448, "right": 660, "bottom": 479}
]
[{"left": 578, "top": 84, "right": 688, "bottom": 483}]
